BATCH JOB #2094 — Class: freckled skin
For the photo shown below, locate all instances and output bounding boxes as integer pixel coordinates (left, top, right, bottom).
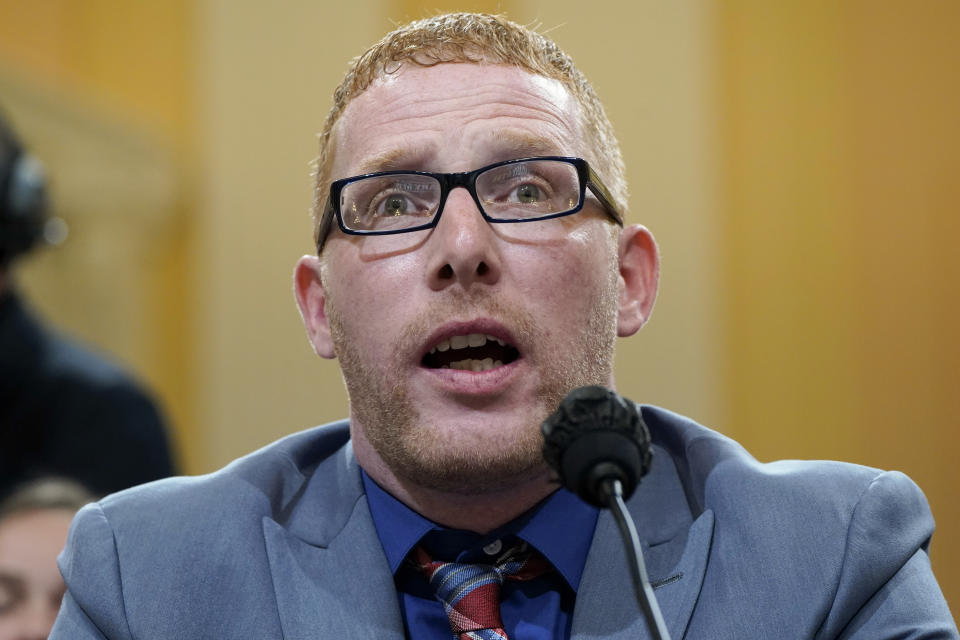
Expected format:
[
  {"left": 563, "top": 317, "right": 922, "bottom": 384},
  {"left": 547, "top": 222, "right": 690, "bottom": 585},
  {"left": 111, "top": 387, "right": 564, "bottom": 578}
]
[{"left": 294, "top": 63, "right": 659, "bottom": 531}]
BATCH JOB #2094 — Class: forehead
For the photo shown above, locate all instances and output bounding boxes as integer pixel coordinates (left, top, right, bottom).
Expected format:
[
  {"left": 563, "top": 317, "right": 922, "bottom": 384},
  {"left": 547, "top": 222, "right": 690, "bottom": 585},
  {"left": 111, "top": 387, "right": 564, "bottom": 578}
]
[
  {"left": 0, "top": 509, "right": 72, "bottom": 572},
  {"left": 330, "top": 63, "right": 584, "bottom": 177}
]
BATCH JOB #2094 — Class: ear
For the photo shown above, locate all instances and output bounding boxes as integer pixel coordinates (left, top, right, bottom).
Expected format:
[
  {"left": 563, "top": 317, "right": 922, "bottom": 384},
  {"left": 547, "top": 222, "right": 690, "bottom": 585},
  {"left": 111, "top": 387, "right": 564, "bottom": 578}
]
[
  {"left": 616, "top": 224, "right": 660, "bottom": 337},
  {"left": 293, "top": 255, "right": 336, "bottom": 359}
]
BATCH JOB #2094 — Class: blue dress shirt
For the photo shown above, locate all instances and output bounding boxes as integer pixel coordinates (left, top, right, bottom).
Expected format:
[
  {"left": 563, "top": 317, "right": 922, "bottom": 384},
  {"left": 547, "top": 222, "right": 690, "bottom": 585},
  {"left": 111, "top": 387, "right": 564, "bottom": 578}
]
[{"left": 362, "top": 471, "right": 599, "bottom": 640}]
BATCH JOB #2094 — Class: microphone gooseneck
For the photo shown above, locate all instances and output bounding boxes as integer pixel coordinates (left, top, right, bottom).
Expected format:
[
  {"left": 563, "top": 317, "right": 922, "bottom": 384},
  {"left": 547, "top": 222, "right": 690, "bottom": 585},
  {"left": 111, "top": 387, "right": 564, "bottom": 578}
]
[{"left": 541, "top": 385, "right": 672, "bottom": 640}]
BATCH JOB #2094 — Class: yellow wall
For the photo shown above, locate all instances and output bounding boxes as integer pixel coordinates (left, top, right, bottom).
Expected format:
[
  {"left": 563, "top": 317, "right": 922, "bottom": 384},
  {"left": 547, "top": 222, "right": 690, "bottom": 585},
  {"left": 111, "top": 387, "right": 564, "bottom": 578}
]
[{"left": 718, "top": 1, "right": 959, "bottom": 607}]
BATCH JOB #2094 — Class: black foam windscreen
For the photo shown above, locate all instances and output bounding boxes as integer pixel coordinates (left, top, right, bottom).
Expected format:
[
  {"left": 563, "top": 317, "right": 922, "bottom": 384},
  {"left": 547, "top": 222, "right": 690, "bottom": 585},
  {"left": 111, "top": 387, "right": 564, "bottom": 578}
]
[{"left": 541, "top": 385, "right": 653, "bottom": 507}]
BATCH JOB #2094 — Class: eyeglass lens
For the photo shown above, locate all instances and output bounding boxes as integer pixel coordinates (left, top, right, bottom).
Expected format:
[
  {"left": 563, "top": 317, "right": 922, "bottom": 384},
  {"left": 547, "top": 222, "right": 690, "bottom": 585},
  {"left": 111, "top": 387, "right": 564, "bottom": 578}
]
[{"left": 338, "top": 159, "right": 581, "bottom": 232}]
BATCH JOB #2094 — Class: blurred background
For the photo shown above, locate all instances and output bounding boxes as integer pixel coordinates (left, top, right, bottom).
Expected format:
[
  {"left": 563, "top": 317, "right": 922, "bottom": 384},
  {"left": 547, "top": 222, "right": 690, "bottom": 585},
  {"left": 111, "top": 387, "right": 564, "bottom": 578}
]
[{"left": 0, "top": 0, "right": 956, "bottom": 608}]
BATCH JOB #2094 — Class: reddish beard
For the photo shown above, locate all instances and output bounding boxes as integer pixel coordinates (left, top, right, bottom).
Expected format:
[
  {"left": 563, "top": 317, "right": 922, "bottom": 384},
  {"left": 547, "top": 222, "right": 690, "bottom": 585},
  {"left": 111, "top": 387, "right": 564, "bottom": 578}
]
[{"left": 327, "top": 281, "right": 618, "bottom": 494}]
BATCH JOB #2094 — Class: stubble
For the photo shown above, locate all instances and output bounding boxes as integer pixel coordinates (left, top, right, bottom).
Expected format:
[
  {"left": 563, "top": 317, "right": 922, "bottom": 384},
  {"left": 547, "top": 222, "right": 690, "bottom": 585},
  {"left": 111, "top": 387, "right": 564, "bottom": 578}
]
[{"left": 326, "top": 263, "right": 619, "bottom": 495}]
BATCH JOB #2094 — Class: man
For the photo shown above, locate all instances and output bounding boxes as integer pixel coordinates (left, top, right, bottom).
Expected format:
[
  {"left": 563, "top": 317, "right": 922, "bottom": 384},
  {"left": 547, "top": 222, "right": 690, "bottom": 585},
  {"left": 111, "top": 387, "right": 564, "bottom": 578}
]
[
  {"left": 51, "top": 13, "right": 956, "bottom": 639},
  {"left": 0, "top": 113, "right": 177, "bottom": 501}
]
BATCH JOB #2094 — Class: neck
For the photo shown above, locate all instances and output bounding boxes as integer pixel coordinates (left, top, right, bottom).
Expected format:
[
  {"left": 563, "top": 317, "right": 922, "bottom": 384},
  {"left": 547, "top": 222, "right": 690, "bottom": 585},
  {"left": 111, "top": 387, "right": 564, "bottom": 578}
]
[{"left": 352, "top": 429, "right": 557, "bottom": 534}]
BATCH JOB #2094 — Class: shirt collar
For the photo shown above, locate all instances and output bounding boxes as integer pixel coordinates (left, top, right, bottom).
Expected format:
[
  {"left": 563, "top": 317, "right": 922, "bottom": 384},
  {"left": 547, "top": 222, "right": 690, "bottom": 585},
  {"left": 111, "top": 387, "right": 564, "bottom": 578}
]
[{"left": 361, "top": 469, "right": 599, "bottom": 591}]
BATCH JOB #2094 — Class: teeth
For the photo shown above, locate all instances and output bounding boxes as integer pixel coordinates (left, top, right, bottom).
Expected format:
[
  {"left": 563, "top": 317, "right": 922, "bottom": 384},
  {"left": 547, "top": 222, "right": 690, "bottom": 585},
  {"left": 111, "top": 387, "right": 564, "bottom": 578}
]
[
  {"left": 429, "top": 333, "right": 505, "bottom": 354},
  {"left": 442, "top": 358, "right": 503, "bottom": 371},
  {"left": 468, "top": 333, "right": 486, "bottom": 347}
]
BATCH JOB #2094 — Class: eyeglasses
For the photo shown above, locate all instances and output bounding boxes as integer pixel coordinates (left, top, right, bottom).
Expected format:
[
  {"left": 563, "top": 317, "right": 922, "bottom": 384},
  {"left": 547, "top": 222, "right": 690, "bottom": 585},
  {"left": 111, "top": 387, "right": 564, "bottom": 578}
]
[{"left": 316, "top": 156, "right": 622, "bottom": 250}]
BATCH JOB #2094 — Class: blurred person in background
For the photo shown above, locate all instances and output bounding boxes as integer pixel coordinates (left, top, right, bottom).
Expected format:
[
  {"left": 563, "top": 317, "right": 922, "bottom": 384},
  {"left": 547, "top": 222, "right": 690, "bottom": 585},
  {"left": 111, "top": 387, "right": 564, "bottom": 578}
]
[
  {"left": 0, "top": 477, "right": 94, "bottom": 640},
  {"left": 0, "top": 110, "right": 176, "bottom": 500}
]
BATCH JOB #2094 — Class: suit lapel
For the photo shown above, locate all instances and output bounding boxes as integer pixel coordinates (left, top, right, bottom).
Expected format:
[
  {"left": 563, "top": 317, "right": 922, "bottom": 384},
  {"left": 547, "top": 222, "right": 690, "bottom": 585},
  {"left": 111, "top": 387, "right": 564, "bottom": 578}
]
[
  {"left": 571, "top": 442, "right": 715, "bottom": 640},
  {"left": 262, "top": 441, "right": 406, "bottom": 640}
]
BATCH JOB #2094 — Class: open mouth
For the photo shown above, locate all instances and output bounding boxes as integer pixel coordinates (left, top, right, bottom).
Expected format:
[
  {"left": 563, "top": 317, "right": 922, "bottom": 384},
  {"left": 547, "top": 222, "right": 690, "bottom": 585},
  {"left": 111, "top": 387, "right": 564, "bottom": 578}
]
[{"left": 421, "top": 333, "right": 520, "bottom": 372}]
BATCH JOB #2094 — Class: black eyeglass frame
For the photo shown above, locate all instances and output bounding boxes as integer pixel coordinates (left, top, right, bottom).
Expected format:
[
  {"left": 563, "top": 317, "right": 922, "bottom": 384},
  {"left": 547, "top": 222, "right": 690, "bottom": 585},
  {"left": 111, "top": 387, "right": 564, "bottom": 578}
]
[{"left": 315, "top": 156, "right": 623, "bottom": 251}]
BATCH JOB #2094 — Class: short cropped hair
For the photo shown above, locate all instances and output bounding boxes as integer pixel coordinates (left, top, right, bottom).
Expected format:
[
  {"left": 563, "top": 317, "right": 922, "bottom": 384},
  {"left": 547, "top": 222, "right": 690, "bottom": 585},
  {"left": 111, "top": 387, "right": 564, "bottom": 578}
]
[
  {"left": 311, "top": 12, "right": 627, "bottom": 246},
  {"left": 0, "top": 477, "right": 95, "bottom": 521}
]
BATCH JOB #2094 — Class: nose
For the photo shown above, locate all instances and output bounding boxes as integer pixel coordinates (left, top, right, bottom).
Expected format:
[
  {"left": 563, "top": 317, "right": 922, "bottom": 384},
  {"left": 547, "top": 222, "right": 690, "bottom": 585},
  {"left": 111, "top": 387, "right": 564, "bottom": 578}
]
[{"left": 425, "top": 187, "right": 502, "bottom": 291}]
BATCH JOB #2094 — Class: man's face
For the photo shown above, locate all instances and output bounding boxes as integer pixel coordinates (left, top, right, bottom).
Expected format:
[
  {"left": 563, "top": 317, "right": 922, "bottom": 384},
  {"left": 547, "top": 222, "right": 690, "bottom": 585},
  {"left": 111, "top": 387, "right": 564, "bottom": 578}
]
[
  {"left": 0, "top": 509, "right": 73, "bottom": 640},
  {"left": 297, "top": 63, "right": 654, "bottom": 494}
]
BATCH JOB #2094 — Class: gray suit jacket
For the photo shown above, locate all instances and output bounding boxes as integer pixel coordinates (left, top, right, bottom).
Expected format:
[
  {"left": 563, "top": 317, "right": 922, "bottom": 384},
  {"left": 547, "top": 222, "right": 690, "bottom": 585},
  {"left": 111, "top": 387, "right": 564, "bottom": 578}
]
[{"left": 51, "top": 406, "right": 957, "bottom": 639}]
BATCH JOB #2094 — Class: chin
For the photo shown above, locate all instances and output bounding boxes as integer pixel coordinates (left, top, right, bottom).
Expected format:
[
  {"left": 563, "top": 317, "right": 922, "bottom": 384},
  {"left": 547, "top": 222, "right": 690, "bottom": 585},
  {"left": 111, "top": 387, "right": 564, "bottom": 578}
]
[
  {"left": 380, "top": 416, "right": 548, "bottom": 494},
  {"left": 396, "top": 448, "right": 547, "bottom": 495}
]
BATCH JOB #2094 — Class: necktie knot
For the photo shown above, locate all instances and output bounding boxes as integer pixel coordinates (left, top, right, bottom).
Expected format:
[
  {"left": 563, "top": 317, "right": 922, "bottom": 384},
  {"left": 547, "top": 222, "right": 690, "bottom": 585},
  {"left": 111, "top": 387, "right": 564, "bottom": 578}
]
[{"left": 411, "top": 540, "right": 551, "bottom": 640}]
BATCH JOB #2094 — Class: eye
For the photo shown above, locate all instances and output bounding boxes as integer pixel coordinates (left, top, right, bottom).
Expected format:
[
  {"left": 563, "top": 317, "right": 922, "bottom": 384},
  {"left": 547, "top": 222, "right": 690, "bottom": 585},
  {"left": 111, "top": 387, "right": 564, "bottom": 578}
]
[
  {"left": 366, "top": 179, "right": 437, "bottom": 219},
  {"left": 479, "top": 164, "right": 554, "bottom": 207},
  {"left": 514, "top": 183, "right": 542, "bottom": 204},
  {"left": 0, "top": 574, "right": 26, "bottom": 616},
  {"left": 377, "top": 193, "right": 410, "bottom": 216}
]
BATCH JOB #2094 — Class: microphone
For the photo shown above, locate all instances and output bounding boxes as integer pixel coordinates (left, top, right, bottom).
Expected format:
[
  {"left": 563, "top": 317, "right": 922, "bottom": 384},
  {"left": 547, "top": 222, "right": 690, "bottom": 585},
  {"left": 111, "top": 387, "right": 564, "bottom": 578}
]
[
  {"left": 541, "top": 385, "right": 671, "bottom": 640},
  {"left": 541, "top": 385, "right": 653, "bottom": 506}
]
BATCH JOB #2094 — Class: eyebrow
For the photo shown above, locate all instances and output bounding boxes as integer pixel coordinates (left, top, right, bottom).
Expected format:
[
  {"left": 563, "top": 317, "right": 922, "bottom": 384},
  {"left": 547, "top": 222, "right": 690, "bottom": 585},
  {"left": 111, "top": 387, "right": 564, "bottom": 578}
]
[
  {"left": 486, "top": 129, "right": 567, "bottom": 158},
  {"left": 355, "top": 145, "right": 431, "bottom": 175}
]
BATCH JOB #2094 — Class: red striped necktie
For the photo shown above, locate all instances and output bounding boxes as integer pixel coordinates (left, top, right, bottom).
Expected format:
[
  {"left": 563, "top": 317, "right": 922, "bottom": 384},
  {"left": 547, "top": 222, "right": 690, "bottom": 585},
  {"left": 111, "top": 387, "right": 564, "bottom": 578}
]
[{"left": 411, "top": 540, "right": 553, "bottom": 640}]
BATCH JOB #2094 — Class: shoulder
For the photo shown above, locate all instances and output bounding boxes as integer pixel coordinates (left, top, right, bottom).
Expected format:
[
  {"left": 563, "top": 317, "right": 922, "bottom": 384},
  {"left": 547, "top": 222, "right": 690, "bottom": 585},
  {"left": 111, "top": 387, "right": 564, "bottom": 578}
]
[
  {"left": 2, "top": 297, "right": 158, "bottom": 417},
  {"left": 42, "top": 327, "right": 144, "bottom": 396},
  {"left": 63, "top": 421, "right": 353, "bottom": 560},
  {"left": 58, "top": 420, "right": 355, "bottom": 636},
  {"left": 0, "top": 294, "right": 175, "bottom": 493},
  {"left": 641, "top": 405, "right": 928, "bottom": 529},
  {"left": 88, "top": 419, "right": 353, "bottom": 531},
  {"left": 643, "top": 406, "right": 948, "bottom": 636},
  {"left": 0, "top": 291, "right": 149, "bottom": 398}
]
